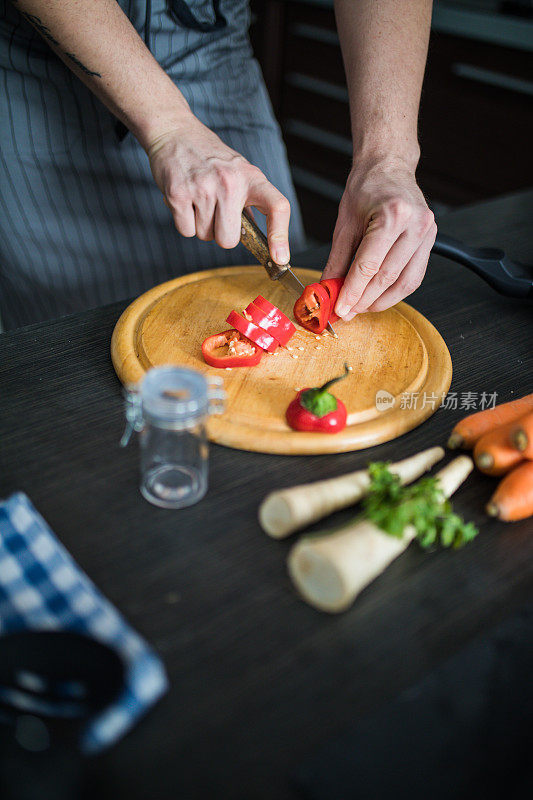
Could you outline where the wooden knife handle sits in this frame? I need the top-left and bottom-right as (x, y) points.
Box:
(240, 211), (287, 280)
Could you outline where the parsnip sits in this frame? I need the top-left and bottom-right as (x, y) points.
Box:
(287, 456), (473, 614)
(259, 446), (444, 538)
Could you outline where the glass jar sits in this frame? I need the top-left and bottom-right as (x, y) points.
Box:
(121, 366), (225, 509)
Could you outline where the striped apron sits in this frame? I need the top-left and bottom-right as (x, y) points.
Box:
(0, 1), (305, 329)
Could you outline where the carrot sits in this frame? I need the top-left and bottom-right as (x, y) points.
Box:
(473, 421), (524, 476)
(509, 411), (533, 459)
(448, 393), (533, 450)
(486, 461), (533, 521)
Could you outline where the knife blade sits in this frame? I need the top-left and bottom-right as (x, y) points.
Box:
(276, 266), (306, 295)
(240, 211), (338, 336)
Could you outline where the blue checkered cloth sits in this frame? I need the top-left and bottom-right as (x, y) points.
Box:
(0, 492), (168, 754)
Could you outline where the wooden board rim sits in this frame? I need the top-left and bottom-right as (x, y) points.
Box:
(111, 266), (452, 455)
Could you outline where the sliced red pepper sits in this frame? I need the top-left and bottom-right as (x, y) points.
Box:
(293, 283), (331, 334)
(226, 310), (279, 353)
(253, 295), (293, 326)
(286, 364), (350, 433)
(202, 329), (262, 368)
(243, 297), (296, 346)
(320, 277), (345, 324)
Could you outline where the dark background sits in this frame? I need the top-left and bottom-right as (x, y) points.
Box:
(1, 3), (532, 797)
(249, 0), (533, 240)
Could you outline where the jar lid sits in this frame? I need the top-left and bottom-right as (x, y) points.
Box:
(140, 366), (209, 423)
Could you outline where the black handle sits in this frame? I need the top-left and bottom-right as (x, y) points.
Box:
(432, 233), (533, 299)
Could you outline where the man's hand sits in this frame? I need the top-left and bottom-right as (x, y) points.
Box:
(322, 157), (436, 319)
(329, 0), (434, 319)
(14, 1), (292, 264)
(147, 116), (291, 263)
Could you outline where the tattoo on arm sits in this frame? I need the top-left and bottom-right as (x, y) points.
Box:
(11, 4), (102, 78)
(63, 51), (102, 78)
(19, 11), (60, 46)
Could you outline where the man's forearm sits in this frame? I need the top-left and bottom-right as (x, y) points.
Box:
(10, 0), (191, 148)
(9, 1), (294, 260)
(334, 0), (432, 169)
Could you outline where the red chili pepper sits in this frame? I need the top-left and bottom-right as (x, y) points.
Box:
(226, 310), (279, 353)
(202, 329), (263, 368)
(245, 296), (296, 346)
(293, 283), (331, 334)
(319, 277), (345, 323)
(286, 364), (350, 433)
(253, 295), (293, 327)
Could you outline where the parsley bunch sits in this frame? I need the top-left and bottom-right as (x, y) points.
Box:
(362, 463), (478, 550)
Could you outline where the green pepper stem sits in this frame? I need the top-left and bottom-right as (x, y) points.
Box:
(317, 363), (350, 393)
(300, 363), (351, 418)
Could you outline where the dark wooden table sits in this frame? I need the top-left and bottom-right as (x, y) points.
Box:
(1, 191), (532, 799)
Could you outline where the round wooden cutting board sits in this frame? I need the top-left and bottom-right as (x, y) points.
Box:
(111, 266), (452, 454)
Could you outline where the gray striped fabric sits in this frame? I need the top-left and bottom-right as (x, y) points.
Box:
(0, 1), (305, 329)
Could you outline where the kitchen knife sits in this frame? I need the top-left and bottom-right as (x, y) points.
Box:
(240, 211), (338, 336)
